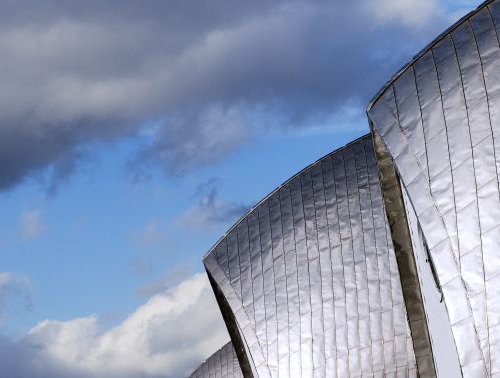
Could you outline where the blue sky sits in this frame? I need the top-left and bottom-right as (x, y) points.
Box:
(0, 0), (479, 377)
(0, 124), (364, 333)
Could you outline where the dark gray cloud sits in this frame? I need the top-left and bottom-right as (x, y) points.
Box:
(0, 334), (88, 378)
(0, 0), (452, 191)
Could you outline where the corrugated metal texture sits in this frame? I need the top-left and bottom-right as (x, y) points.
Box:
(189, 341), (243, 378)
(368, 1), (500, 376)
(204, 135), (417, 377)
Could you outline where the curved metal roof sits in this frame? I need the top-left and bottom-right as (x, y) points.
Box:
(368, 1), (500, 375)
(204, 135), (417, 377)
(189, 341), (243, 378)
(367, 0), (496, 112)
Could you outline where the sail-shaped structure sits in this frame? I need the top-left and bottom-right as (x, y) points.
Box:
(203, 135), (418, 377)
(190, 342), (243, 378)
(368, 0), (500, 376)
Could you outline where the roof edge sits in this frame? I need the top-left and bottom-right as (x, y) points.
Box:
(202, 132), (371, 260)
(366, 0), (495, 112)
(189, 341), (232, 376)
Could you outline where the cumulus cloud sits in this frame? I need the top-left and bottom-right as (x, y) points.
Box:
(0, 0), (454, 192)
(19, 209), (48, 240)
(0, 273), (228, 378)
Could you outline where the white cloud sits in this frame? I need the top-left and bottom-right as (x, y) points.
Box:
(365, 0), (441, 28)
(4, 273), (229, 377)
(19, 209), (47, 240)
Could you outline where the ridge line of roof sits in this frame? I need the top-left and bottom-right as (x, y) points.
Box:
(366, 0), (495, 112)
(202, 132), (371, 260)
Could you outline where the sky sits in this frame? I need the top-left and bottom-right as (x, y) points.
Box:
(0, 0), (480, 377)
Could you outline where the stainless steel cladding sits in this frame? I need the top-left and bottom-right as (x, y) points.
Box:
(368, 1), (500, 376)
(204, 136), (417, 377)
(190, 342), (243, 378)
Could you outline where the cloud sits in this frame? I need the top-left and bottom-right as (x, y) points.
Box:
(0, 273), (229, 377)
(176, 187), (249, 230)
(0, 272), (33, 320)
(137, 106), (250, 175)
(366, 0), (440, 28)
(0, 0), (455, 192)
(19, 209), (47, 240)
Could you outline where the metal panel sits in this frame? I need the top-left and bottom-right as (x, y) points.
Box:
(204, 135), (417, 377)
(368, 1), (500, 376)
(401, 181), (462, 378)
(190, 342), (244, 378)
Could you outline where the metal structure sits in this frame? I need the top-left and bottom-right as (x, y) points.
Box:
(190, 341), (243, 378)
(203, 136), (417, 377)
(368, 0), (500, 376)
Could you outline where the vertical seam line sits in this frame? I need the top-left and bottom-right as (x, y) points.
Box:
(468, 16), (496, 374)
(277, 188), (291, 377)
(310, 163), (328, 376)
(289, 180), (303, 377)
(265, 198), (280, 376)
(362, 139), (386, 374)
(332, 154), (351, 378)
(257, 207), (269, 362)
(320, 157), (338, 375)
(298, 172), (315, 376)
(450, 29), (490, 372)
(342, 148), (361, 377)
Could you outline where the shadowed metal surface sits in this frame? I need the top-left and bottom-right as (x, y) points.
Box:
(204, 135), (417, 377)
(372, 130), (436, 377)
(190, 341), (243, 378)
(368, 1), (500, 376)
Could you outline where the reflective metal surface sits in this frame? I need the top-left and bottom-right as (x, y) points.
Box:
(204, 136), (417, 377)
(401, 181), (462, 378)
(190, 342), (243, 378)
(372, 131), (436, 377)
(368, 1), (500, 376)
